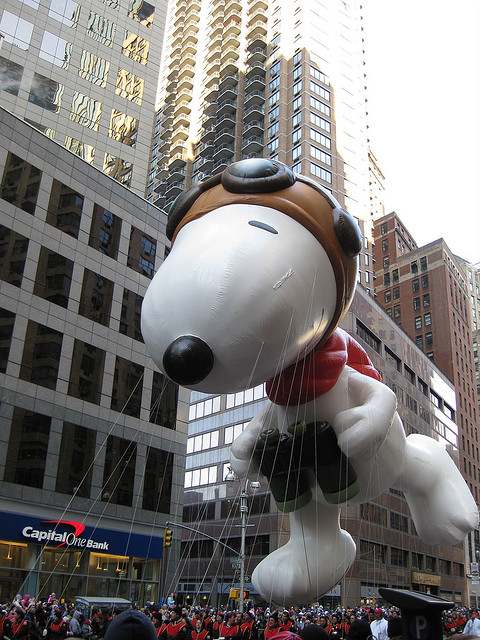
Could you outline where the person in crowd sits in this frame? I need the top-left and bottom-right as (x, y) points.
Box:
(191, 618), (210, 640)
(263, 613), (279, 640)
(463, 611), (480, 636)
(44, 610), (68, 640)
(369, 608), (388, 640)
(218, 613), (240, 640)
(69, 611), (83, 638)
(240, 612), (256, 640)
(162, 607), (190, 640)
(346, 620), (372, 640)
(104, 610), (157, 640)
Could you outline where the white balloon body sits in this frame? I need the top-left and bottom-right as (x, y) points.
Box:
(141, 202), (478, 605)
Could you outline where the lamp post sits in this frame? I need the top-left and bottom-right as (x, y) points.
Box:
(225, 468), (260, 612)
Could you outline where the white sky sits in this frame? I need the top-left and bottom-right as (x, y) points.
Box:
(364, 0), (480, 265)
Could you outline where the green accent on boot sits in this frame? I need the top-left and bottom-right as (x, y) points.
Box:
(275, 488), (312, 513)
(323, 479), (360, 504)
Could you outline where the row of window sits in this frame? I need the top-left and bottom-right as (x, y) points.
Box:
(180, 534), (269, 559)
(186, 430), (220, 454)
(360, 502), (411, 533)
(357, 319), (455, 418)
(359, 539), (463, 575)
(0, 153), (156, 274)
(0, 52), (145, 106)
(183, 493), (271, 523)
(225, 384), (266, 409)
(0, 307), (177, 424)
(1, 5), (152, 58)
(4, 410), (172, 510)
(184, 465), (217, 488)
(188, 396), (221, 421)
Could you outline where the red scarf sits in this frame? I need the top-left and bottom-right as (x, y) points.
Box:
(192, 630), (209, 640)
(241, 622), (253, 639)
(266, 328), (381, 405)
(166, 620), (186, 638)
(219, 623), (239, 637)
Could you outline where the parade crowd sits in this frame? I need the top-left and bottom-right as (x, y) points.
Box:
(0, 594), (479, 640)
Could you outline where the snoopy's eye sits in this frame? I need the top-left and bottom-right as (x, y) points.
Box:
(248, 220), (278, 234)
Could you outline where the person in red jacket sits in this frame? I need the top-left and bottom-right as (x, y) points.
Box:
(45, 610), (69, 640)
(191, 619), (210, 640)
(162, 608), (190, 640)
(218, 613), (240, 640)
(278, 613), (294, 633)
(263, 614), (279, 640)
(211, 614), (223, 639)
(6, 608), (30, 640)
(240, 613), (256, 640)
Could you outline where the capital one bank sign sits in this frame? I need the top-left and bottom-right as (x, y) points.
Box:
(0, 511), (163, 559)
(22, 520), (109, 550)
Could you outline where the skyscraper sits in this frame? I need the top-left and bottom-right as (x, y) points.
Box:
(148, 0), (376, 291)
(0, 0), (167, 194)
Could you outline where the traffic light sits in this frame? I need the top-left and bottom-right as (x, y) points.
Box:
(164, 528), (173, 547)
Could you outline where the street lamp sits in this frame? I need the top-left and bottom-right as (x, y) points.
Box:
(225, 467), (259, 613)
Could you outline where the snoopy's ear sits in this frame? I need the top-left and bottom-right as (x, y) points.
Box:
(332, 207), (362, 258)
(166, 174), (222, 240)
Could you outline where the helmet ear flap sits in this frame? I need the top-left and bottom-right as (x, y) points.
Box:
(166, 174), (221, 241)
(332, 207), (362, 258)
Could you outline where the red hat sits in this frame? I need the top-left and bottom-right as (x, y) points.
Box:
(375, 608), (383, 616)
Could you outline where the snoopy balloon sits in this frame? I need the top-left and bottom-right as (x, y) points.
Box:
(142, 159), (478, 605)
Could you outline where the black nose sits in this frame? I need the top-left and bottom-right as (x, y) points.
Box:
(163, 336), (214, 385)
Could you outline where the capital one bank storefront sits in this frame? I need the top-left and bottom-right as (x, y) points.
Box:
(0, 511), (163, 602)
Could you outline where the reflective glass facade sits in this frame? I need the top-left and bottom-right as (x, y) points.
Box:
(0, 0), (168, 195)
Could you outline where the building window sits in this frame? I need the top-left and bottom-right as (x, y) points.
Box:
(411, 261), (418, 274)
(310, 96), (330, 116)
(359, 539), (387, 563)
(415, 336), (423, 350)
(120, 288), (144, 342)
(412, 552), (424, 570)
(292, 162), (302, 174)
(412, 279), (420, 292)
(425, 556), (437, 572)
(356, 319), (381, 353)
(87, 11), (115, 46)
(187, 430), (220, 453)
(421, 274), (429, 289)
(423, 293), (430, 308)
(142, 447), (173, 512)
(20, 320), (63, 390)
(390, 511), (409, 532)
(122, 31), (149, 64)
(47, 180), (84, 238)
(453, 562), (464, 577)
(89, 204), (122, 259)
(115, 69), (144, 105)
(79, 50), (110, 87)
(310, 112), (330, 132)
(310, 65), (327, 83)
(310, 129), (330, 148)
(111, 356), (144, 418)
(64, 137), (95, 163)
(384, 273), (390, 286)
(0, 57), (23, 95)
(420, 256), (428, 271)
(0, 225), (28, 288)
(185, 465), (218, 488)
(1, 152), (42, 215)
(103, 154), (133, 186)
(102, 435), (137, 506)
(293, 51), (302, 66)
(49, 0), (79, 27)
(70, 92), (102, 131)
(424, 312), (432, 326)
(270, 60), (281, 76)
(268, 138), (279, 154)
(293, 80), (302, 95)
(269, 77), (280, 92)
(393, 305), (401, 320)
(150, 371), (178, 429)
(39, 32), (72, 68)
(310, 163), (331, 183)
(269, 106), (280, 121)
(4, 407), (51, 488)
(128, 0), (155, 27)
(34, 247), (74, 309)
(79, 269), (114, 327)
(68, 339), (105, 405)
(291, 145), (301, 161)
(415, 316), (422, 330)
(0, 307), (15, 373)
(391, 547), (408, 567)
(393, 287), (400, 300)
(28, 73), (64, 112)
(56, 422), (96, 497)
(0, 11), (34, 50)
(268, 122), (279, 139)
(127, 227), (157, 278)
(309, 80), (330, 100)
(108, 109), (138, 147)
(310, 146), (331, 165)
(384, 290), (392, 303)
(392, 268), (399, 283)
(425, 331), (433, 347)
(383, 256), (389, 269)
(292, 113), (302, 129)
(292, 129), (301, 145)
(380, 222), (388, 235)
(360, 503), (387, 526)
